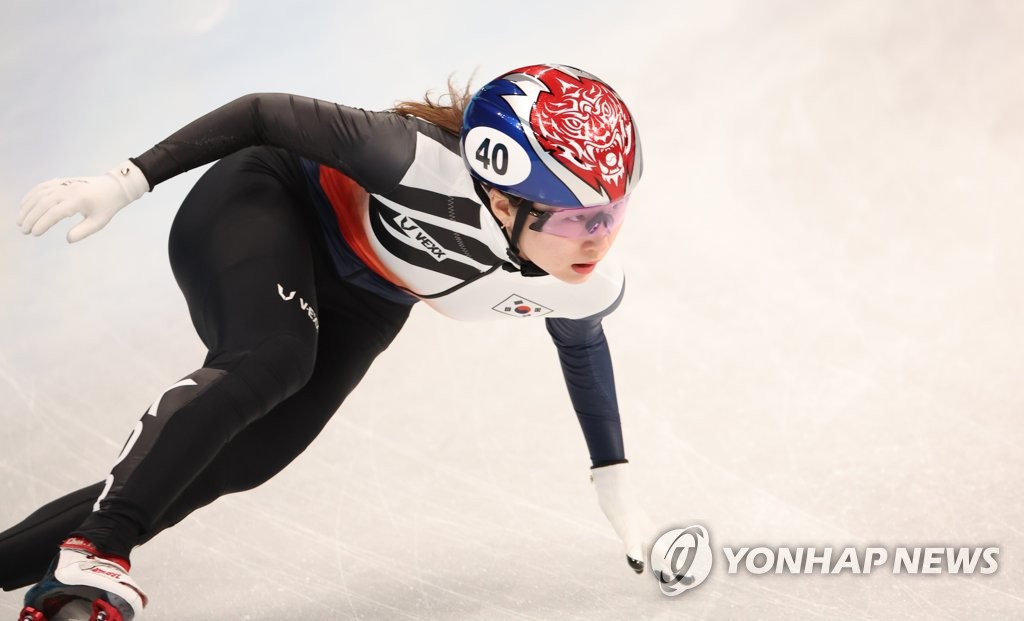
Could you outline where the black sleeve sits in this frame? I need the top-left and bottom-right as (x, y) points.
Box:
(131, 93), (417, 194)
(545, 285), (627, 467)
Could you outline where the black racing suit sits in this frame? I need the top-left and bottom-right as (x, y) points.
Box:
(0, 94), (628, 590)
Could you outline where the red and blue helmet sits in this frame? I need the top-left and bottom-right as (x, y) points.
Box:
(460, 64), (642, 209)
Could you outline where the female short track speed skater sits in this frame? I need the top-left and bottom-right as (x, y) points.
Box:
(3, 63), (679, 621)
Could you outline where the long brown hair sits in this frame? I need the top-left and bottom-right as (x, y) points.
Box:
(390, 76), (474, 136)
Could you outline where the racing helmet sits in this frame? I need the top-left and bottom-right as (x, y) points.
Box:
(460, 63), (642, 209)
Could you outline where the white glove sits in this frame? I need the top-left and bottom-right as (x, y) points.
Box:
(591, 462), (683, 583)
(591, 462), (656, 574)
(17, 160), (149, 243)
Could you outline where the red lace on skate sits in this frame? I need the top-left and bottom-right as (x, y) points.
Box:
(60, 537), (131, 572)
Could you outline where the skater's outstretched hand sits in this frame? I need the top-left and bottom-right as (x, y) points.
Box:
(591, 462), (682, 583)
(17, 160), (149, 243)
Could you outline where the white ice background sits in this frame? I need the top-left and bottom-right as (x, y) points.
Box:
(2, 1), (1023, 619)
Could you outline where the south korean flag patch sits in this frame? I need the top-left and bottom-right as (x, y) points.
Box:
(492, 294), (553, 318)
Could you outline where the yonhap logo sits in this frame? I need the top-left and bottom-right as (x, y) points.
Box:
(649, 525), (1000, 599)
(722, 545), (1000, 575)
(651, 525), (714, 596)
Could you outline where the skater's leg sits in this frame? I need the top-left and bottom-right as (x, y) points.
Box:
(0, 279), (410, 591)
(144, 277), (411, 535)
(72, 148), (323, 560)
(0, 483), (102, 591)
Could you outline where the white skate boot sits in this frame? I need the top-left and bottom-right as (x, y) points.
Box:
(19, 537), (147, 621)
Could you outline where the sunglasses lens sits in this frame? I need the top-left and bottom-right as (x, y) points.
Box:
(534, 197), (629, 238)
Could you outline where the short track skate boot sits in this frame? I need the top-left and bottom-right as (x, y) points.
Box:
(18, 537), (147, 621)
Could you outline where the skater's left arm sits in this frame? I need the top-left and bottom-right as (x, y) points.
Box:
(544, 311), (626, 469)
(546, 301), (680, 583)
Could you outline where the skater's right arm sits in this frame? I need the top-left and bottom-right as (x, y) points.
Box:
(131, 93), (417, 193)
(17, 93), (416, 242)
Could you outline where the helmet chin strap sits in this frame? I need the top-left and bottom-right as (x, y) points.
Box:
(505, 200), (549, 276)
(474, 181), (549, 277)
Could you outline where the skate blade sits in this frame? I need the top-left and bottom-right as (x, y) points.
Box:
(18, 598), (123, 621)
(18, 605), (47, 621)
(89, 600), (123, 621)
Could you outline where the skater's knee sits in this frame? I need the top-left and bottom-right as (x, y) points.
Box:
(210, 332), (317, 401)
(256, 331), (317, 393)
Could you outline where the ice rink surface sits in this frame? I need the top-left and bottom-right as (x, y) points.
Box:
(2, 1), (1023, 619)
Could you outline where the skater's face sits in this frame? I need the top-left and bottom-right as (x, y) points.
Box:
(487, 189), (622, 284)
